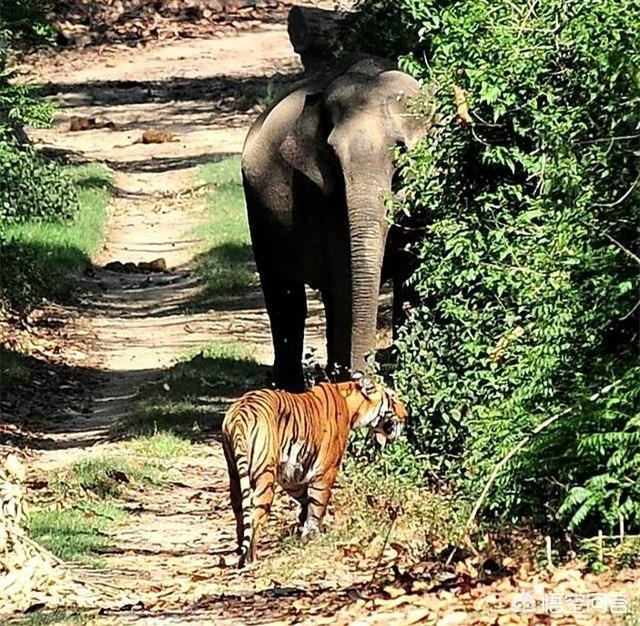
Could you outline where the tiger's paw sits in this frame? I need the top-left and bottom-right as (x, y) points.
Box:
(300, 519), (319, 543)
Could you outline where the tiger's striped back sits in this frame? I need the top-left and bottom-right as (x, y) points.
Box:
(222, 377), (406, 567)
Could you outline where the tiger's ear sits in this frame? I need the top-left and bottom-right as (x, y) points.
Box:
(353, 371), (376, 398)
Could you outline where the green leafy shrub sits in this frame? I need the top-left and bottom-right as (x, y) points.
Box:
(0, 163), (110, 308)
(1, 0), (53, 50)
(0, 136), (78, 226)
(350, 0), (640, 533)
(1, 2), (73, 236)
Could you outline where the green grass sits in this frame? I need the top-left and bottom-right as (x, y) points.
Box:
(28, 502), (124, 564)
(123, 341), (268, 440)
(53, 456), (164, 499)
(28, 455), (163, 564)
(0, 346), (32, 389)
(129, 431), (193, 458)
(194, 157), (257, 300)
(8, 610), (94, 626)
(1, 163), (111, 308)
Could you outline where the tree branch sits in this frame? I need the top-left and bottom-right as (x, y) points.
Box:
(606, 234), (640, 266)
(446, 381), (618, 566)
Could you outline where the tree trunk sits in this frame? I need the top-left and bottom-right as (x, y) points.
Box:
(287, 6), (350, 71)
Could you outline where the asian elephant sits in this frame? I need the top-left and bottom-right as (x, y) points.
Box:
(242, 58), (429, 391)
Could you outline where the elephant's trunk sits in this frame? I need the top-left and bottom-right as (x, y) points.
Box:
(346, 181), (389, 372)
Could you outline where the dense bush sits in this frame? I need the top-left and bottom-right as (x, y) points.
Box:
(1, 0), (53, 49)
(0, 3), (85, 312)
(1, 3), (77, 237)
(0, 136), (78, 226)
(350, 0), (640, 533)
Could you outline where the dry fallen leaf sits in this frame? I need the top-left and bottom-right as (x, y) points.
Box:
(437, 611), (469, 626)
(383, 585), (407, 599)
(453, 85), (473, 125)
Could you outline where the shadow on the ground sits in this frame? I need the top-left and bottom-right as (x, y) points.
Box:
(106, 152), (239, 174)
(37, 73), (302, 109)
(107, 582), (373, 626)
(0, 338), (270, 450)
(114, 342), (271, 444)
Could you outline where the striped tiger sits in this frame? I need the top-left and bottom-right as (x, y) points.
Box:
(221, 372), (407, 567)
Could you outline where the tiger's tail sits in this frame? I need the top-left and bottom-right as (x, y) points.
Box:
(223, 409), (255, 568)
(234, 441), (253, 568)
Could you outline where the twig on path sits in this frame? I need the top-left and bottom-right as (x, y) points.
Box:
(369, 507), (399, 587)
(445, 380), (618, 566)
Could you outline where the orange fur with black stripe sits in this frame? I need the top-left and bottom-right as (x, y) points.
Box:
(222, 375), (407, 567)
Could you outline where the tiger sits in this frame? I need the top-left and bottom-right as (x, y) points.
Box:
(221, 372), (407, 567)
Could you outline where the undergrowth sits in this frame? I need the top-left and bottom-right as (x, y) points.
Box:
(1, 163), (111, 309)
(28, 456), (162, 564)
(255, 457), (463, 585)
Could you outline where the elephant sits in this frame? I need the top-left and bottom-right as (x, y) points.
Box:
(241, 58), (429, 391)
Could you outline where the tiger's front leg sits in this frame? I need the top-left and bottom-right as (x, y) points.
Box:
(301, 469), (338, 542)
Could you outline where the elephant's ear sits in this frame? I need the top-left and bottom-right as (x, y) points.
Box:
(278, 93), (336, 196)
(381, 71), (431, 150)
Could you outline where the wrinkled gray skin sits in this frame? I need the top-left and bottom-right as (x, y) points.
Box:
(242, 58), (428, 391)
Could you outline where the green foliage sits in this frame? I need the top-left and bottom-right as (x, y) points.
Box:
(352, 0), (640, 533)
(0, 0), (53, 50)
(0, 137), (78, 225)
(1, 1), (74, 254)
(1, 163), (110, 308)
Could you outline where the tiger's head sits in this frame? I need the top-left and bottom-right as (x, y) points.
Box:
(348, 371), (407, 445)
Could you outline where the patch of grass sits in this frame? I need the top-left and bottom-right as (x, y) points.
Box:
(8, 609), (94, 626)
(28, 502), (124, 564)
(0, 346), (31, 388)
(194, 157), (257, 299)
(28, 456), (162, 564)
(124, 341), (268, 439)
(164, 341), (267, 396)
(54, 457), (164, 499)
(0, 163), (111, 308)
(129, 431), (193, 458)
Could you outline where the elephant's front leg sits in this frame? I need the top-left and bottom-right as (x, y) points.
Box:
(322, 286), (352, 381)
(262, 279), (307, 391)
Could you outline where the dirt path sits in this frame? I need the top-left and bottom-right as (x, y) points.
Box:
(20, 19), (332, 623)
